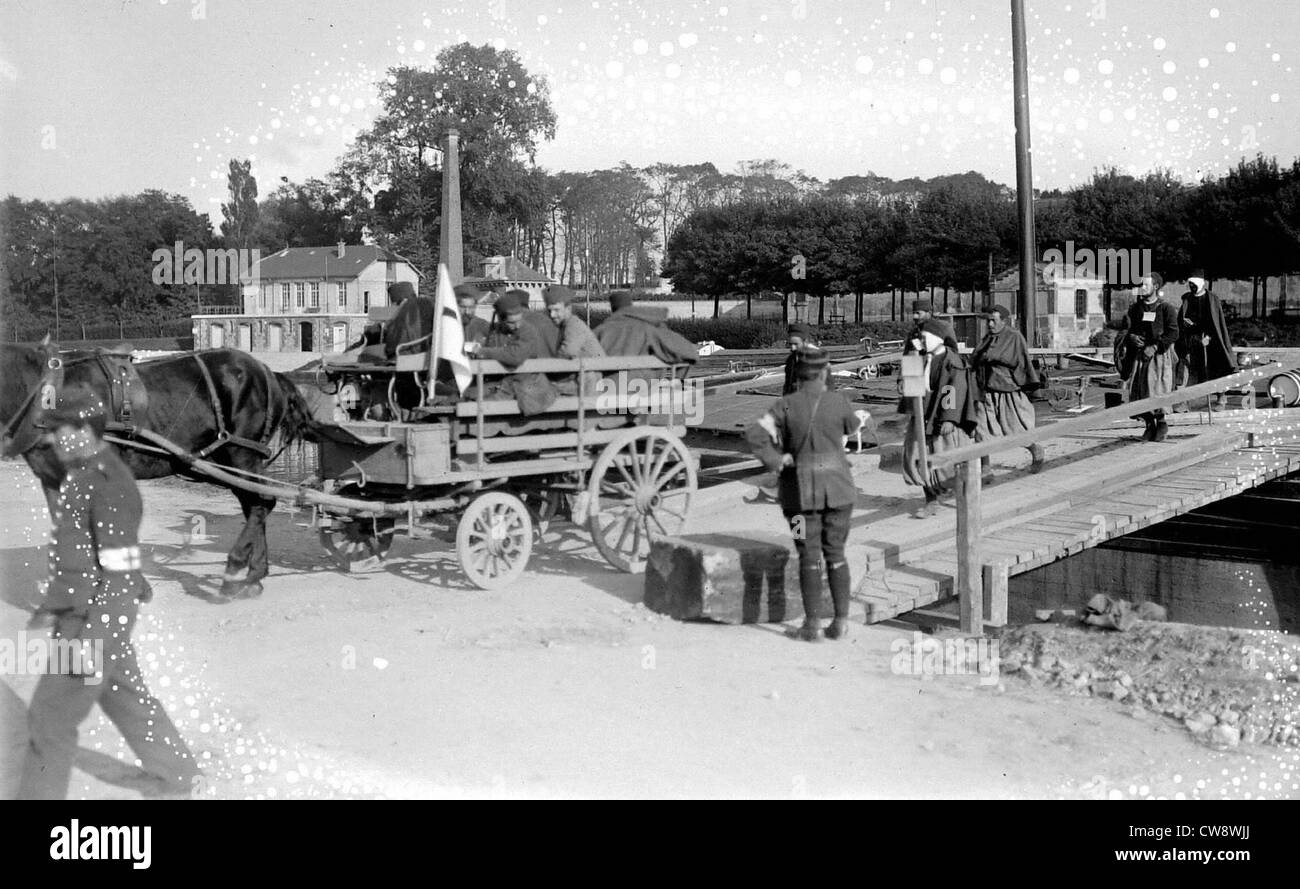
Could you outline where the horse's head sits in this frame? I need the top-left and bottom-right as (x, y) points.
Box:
(1, 342), (64, 458)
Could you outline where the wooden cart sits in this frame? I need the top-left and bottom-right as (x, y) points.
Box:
(311, 353), (699, 589)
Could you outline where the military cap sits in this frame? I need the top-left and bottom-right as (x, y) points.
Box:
(912, 299), (934, 313)
(494, 290), (529, 316)
(986, 304), (1012, 320)
(543, 285), (576, 306)
(608, 290), (635, 311)
(787, 322), (813, 339)
(795, 343), (829, 369)
(453, 283), (484, 303)
(387, 281), (417, 303)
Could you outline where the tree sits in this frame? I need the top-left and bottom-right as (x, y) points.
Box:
(220, 158), (259, 249)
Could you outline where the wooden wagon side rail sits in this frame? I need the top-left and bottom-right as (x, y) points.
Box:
(923, 362), (1281, 634)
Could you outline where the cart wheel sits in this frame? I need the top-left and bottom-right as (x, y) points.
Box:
(319, 518), (395, 571)
(586, 427), (696, 573)
(456, 492), (534, 590)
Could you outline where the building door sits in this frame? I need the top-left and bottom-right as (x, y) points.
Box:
(238, 324), (252, 351)
(332, 323), (349, 353)
(266, 324), (283, 352)
(209, 324), (225, 348)
(299, 321), (314, 352)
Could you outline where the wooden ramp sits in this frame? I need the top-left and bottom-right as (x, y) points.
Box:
(853, 427), (1300, 625)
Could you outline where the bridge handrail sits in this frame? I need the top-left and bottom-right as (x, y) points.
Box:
(937, 361), (1280, 637)
(929, 363), (1280, 470)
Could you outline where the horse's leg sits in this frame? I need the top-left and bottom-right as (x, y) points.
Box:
(240, 493), (275, 594)
(218, 490), (255, 598)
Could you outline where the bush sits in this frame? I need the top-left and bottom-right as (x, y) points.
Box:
(1228, 318), (1300, 346)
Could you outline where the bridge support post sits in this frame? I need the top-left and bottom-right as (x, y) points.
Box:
(982, 561), (1009, 628)
(956, 458), (984, 634)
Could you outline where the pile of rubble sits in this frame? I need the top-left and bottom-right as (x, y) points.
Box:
(999, 620), (1300, 749)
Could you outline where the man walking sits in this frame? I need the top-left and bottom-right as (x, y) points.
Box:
(1174, 270), (1235, 412)
(747, 345), (863, 642)
(900, 321), (981, 518)
(1116, 273), (1179, 441)
(20, 389), (199, 799)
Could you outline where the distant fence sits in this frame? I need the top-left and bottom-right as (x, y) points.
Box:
(3, 318), (195, 343)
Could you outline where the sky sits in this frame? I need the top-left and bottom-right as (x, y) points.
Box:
(1, 0), (1296, 224)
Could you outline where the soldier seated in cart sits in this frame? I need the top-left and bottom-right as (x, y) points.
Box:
(595, 290), (699, 379)
(543, 284), (605, 394)
(464, 289), (561, 415)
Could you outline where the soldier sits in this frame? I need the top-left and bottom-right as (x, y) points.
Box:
(19, 389), (200, 799)
(746, 345), (863, 642)
(782, 323), (817, 395)
(465, 289), (559, 414)
(595, 291), (699, 377)
(456, 283), (492, 345)
(544, 284), (605, 393)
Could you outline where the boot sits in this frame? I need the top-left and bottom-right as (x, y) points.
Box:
(1153, 419), (1169, 442)
(1141, 416), (1158, 441)
(789, 563), (824, 641)
(1210, 393), (1223, 412)
(824, 562), (852, 640)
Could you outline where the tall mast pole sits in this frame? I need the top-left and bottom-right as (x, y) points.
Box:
(1011, 0), (1038, 345)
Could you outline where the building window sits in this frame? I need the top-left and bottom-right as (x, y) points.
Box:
(280, 283), (291, 312)
(363, 291), (370, 313)
(1075, 288), (1088, 319)
(338, 282), (348, 309)
(309, 282), (320, 309)
(295, 282), (306, 308)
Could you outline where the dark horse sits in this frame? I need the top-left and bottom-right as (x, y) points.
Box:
(1, 342), (319, 599)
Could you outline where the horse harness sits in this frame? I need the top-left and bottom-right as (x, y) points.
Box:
(6, 348), (277, 461)
(1, 346), (64, 458)
(188, 352), (277, 460)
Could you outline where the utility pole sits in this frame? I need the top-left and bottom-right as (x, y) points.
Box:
(1011, 0), (1038, 345)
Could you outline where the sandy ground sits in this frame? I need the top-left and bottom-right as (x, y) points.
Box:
(2, 456), (1298, 800)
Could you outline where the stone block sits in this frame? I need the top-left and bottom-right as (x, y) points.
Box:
(644, 533), (831, 623)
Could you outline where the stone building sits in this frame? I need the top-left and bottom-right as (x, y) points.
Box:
(192, 244), (421, 353)
(990, 262), (1108, 349)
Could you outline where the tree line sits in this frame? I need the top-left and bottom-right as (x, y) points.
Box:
(3, 41), (1300, 341)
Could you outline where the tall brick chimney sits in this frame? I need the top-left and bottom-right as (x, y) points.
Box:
(439, 128), (464, 283)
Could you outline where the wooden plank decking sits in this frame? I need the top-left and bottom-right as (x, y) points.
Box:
(854, 430), (1300, 625)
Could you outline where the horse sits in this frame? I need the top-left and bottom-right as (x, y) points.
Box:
(1, 342), (321, 599)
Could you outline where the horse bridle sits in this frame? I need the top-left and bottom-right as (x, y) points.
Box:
(1, 347), (64, 458)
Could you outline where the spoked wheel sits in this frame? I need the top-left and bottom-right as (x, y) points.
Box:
(586, 427), (696, 573)
(456, 492), (534, 590)
(319, 516), (396, 571)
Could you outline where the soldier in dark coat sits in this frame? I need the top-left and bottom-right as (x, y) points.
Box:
(747, 345), (864, 642)
(1174, 271), (1236, 411)
(465, 289), (560, 415)
(780, 323), (836, 394)
(900, 321), (982, 518)
(594, 291), (699, 379)
(456, 283), (492, 344)
(19, 389), (199, 799)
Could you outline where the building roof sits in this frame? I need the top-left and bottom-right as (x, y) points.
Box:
(252, 245), (419, 280)
(478, 255), (554, 284)
(993, 262), (1105, 290)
